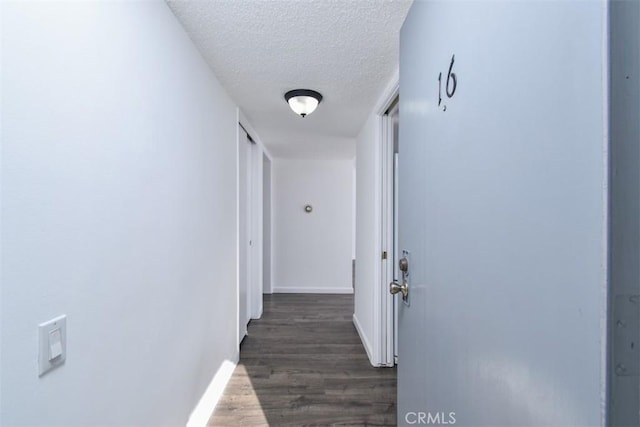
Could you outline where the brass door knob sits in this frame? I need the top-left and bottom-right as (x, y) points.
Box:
(389, 280), (408, 298)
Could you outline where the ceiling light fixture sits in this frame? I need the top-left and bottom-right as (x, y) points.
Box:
(284, 89), (323, 118)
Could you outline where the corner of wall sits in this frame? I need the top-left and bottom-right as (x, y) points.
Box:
(373, 66), (400, 116)
(353, 313), (378, 367)
(239, 108), (273, 161)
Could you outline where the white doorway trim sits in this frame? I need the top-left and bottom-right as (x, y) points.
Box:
(239, 111), (273, 302)
(237, 110), (272, 347)
(262, 154), (272, 295)
(237, 124), (252, 344)
(381, 99), (399, 368)
(373, 70), (399, 367)
(248, 135), (263, 320)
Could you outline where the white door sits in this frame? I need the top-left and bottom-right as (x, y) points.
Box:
(263, 155), (272, 295)
(250, 139), (264, 319)
(396, 1), (606, 426)
(238, 128), (252, 343)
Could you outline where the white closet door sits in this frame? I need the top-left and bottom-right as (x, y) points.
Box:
(238, 128), (252, 343)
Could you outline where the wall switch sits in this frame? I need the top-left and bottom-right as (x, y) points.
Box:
(48, 328), (62, 360)
(38, 315), (66, 376)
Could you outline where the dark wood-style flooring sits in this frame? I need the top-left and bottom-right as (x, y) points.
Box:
(208, 294), (397, 426)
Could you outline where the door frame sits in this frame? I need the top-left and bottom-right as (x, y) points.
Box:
(237, 123), (251, 344)
(237, 110), (273, 348)
(375, 72), (399, 367)
(262, 153), (273, 295)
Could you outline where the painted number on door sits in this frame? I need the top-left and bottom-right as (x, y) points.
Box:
(438, 55), (457, 111)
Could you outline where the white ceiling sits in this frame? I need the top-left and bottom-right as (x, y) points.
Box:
(167, 0), (412, 159)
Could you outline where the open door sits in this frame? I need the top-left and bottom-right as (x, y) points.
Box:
(395, 1), (607, 426)
(238, 124), (264, 345)
(382, 98), (400, 367)
(238, 126), (252, 343)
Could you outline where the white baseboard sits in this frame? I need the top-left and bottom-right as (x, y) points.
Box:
(353, 313), (377, 367)
(272, 286), (354, 294)
(186, 353), (239, 427)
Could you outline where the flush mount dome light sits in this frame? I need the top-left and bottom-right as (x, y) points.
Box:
(284, 89), (323, 117)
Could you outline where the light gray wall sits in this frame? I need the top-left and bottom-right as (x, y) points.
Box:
(609, 1), (640, 425)
(1, 2), (238, 425)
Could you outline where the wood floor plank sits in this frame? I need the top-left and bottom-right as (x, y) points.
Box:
(208, 294), (397, 426)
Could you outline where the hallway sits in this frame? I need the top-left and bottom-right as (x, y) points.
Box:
(209, 295), (396, 426)
(2, 1), (637, 425)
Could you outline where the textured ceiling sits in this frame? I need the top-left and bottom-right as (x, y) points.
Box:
(167, 0), (412, 159)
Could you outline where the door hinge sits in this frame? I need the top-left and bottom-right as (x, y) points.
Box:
(382, 251), (388, 260)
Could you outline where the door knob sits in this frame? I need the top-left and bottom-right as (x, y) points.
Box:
(389, 280), (408, 298)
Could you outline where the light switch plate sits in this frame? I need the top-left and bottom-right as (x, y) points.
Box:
(38, 315), (66, 376)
